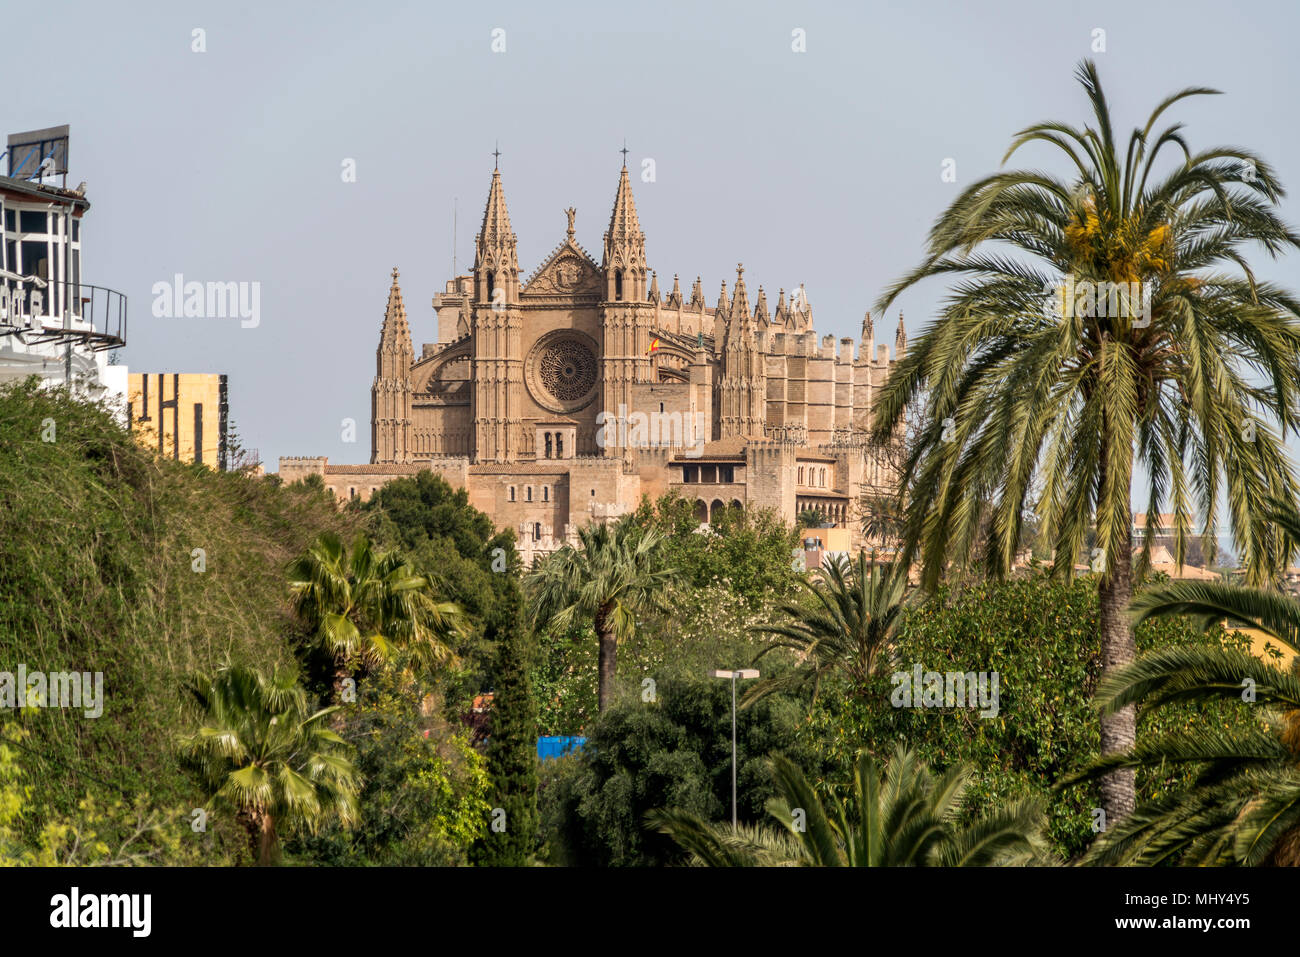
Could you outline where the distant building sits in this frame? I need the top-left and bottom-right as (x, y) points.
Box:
(280, 160), (904, 562)
(0, 125), (127, 405)
(127, 373), (229, 469)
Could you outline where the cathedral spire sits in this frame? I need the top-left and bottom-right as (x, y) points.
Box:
(862, 311), (873, 342)
(729, 264), (751, 332)
(373, 267), (414, 465)
(753, 285), (769, 327)
(649, 270), (660, 302)
(379, 266), (412, 352)
(478, 168), (513, 248)
(667, 273), (683, 308)
(474, 166), (520, 304)
(602, 163), (647, 300)
(689, 276), (705, 309)
(895, 313), (907, 355)
(773, 288), (789, 326)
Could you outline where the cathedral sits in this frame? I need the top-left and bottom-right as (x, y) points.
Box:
(279, 160), (905, 562)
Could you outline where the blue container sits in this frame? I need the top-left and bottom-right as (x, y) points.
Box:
(537, 735), (586, 760)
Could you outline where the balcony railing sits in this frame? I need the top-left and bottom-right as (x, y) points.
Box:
(0, 275), (126, 351)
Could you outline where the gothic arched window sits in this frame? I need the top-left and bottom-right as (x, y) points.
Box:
(545, 433), (553, 458)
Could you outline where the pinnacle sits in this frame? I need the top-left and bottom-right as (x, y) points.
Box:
(479, 168), (514, 246)
(607, 164), (643, 241)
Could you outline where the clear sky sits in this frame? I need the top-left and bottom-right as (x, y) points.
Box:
(10, 0), (1300, 502)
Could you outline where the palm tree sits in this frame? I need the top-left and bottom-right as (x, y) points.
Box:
(1063, 645), (1300, 865)
(1060, 522), (1300, 866)
(288, 532), (462, 706)
(525, 517), (679, 712)
(180, 664), (359, 866)
(744, 550), (906, 706)
(650, 744), (1048, 866)
(870, 59), (1300, 824)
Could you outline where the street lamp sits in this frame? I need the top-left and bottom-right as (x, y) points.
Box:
(709, 668), (760, 830)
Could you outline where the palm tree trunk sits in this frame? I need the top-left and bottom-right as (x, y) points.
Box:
(238, 807), (278, 866)
(256, 812), (278, 866)
(1098, 526), (1137, 825)
(596, 603), (616, 712)
(331, 658), (352, 730)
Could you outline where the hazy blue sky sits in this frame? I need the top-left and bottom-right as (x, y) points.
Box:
(10, 0), (1300, 489)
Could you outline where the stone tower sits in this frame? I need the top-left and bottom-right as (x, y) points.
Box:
(471, 166), (525, 463)
(718, 265), (766, 438)
(600, 162), (655, 450)
(371, 267), (413, 463)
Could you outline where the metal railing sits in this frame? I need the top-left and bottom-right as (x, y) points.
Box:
(0, 276), (126, 351)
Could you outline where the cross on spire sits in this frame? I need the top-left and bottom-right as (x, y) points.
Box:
(492, 142), (501, 169)
(620, 140), (629, 166)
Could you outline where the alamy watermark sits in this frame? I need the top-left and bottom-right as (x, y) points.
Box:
(151, 274), (260, 328)
(890, 663), (1000, 718)
(595, 403), (707, 457)
(1041, 275), (1151, 327)
(0, 665), (103, 718)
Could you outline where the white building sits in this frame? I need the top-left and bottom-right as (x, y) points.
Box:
(0, 125), (127, 410)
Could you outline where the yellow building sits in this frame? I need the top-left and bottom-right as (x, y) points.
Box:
(127, 373), (228, 469)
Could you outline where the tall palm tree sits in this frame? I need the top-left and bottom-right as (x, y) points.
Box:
(1063, 645), (1300, 865)
(1062, 519), (1300, 866)
(650, 744), (1048, 866)
(180, 664), (359, 866)
(288, 532), (462, 705)
(870, 59), (1300, 823)
(744, 550), (906, 706)
(525, 517), (679, 712)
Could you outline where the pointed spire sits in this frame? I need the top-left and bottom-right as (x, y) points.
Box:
(478, 168), (514, 248)
(380, 266), (412, 349)
(716, 279), (730, 316)
(649, 270), (660, 302)
(895, 313), (907, 354)
(729, 264), (751, 325)
(773, 288), (789, 325)
(862, 311), (874, 341)
(753, 285), (770, 326)
(689, 276), (705, 309)
(667, 274), (683, 308)
(606, 163), (643, 246)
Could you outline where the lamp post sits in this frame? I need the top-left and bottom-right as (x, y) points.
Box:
(709, 668), (759, 830)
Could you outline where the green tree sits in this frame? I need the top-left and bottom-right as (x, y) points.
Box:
(180, 665), (359, 866)
(871, 60), (1300, 823)
(746, 551), (907, 705)
(288, 667), (491, 866)
(474, 576), (540, 866)
(526, 517), (679, 712)
(288, 531), (462, 706)
(652, 745), (1049, 866)
(1061, 533), (1300, 865)
(1065, 644), (1296, 865)
(539, 676), (817, 866)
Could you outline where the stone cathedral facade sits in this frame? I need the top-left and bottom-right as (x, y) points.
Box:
(279, 162), (905, 563)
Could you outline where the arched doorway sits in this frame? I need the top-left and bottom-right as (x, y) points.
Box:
(694, 499), (709, 523)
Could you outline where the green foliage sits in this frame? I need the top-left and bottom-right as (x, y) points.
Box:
(288, 667), (491, 866)
(526, 516), (680, 711)
(872, 59), (1300, 585)
(287, 531), (462, 702)
(180, 664), (359, 865)
(361, 471), (518, 703)
(538, 675), (819, 866)
(745, 552), (907, 705)
(0, 726), (206, 866)
(0, 378), (360, 856)
(799, 574), (1258, 860)
(473, 576), (540, 866)
(632, 491), (801, 609)
(652, 744), (1050, 866)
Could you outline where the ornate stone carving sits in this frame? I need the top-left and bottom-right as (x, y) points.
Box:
(525, 329), (601, 413)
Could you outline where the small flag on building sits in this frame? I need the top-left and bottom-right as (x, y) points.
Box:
(647, 337), (661, 354)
